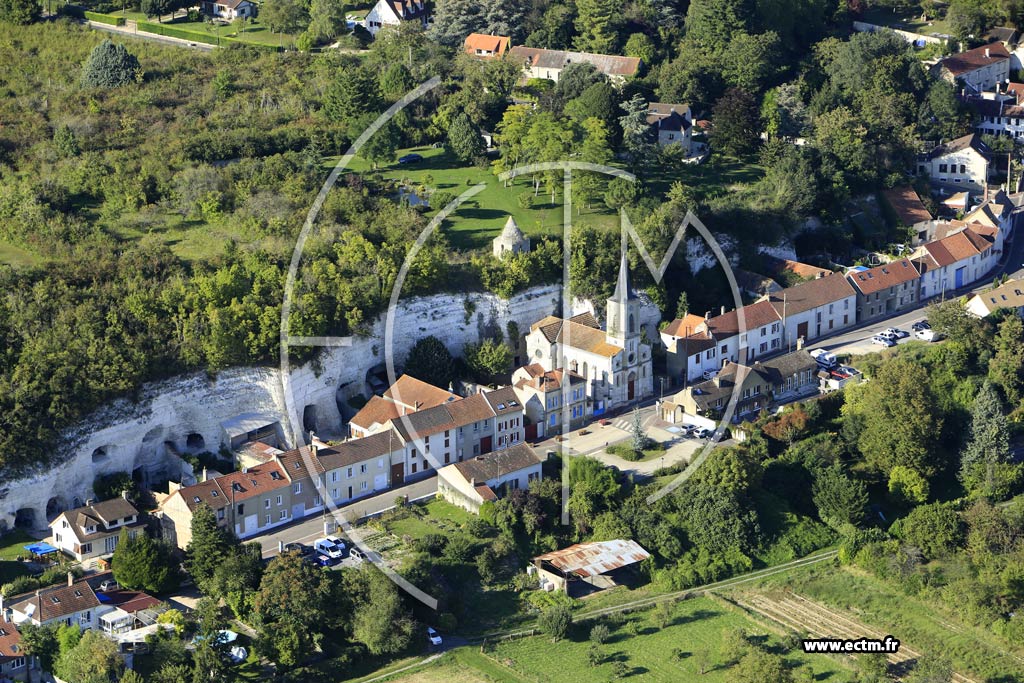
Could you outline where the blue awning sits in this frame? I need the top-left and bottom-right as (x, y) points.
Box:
(23, 542), (58, 555)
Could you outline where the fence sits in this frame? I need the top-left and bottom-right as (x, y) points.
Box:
(61, 5), (126, 25)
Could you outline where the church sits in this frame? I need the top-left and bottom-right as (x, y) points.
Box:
(521, 252), (654, 419)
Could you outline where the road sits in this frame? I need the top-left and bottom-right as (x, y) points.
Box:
(256, 476), (437, 559)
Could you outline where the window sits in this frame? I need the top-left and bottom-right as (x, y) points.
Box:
(237, 504), (245, 515)
(939, 163), (948, 173)
(314, 495), (322, 506)
(960, 164), (966, 174)
(331, 471), (338, 482)
(276, 495), (282, 505)
(293, 482), (301, 494)
(279, 510), (287, 520)
(346, 467), (353, 478)
(265, 514), (271, 525)
(360, 481), (369, 491)
(81, 543), (92, 554)
(217, 509), (225, 520)
(412, 462), (418, 473)
(265, 499), (271, 509)
(360, 463), (367, 474)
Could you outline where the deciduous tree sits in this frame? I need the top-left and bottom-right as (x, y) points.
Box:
(252, 552), (333, 667)
(712, 87), (761, 156)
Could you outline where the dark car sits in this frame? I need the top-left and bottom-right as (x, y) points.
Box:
(284, 542), (312, 557)
(313, 553), (337, 567)
(398, 153), (423, 164)
(912, 319), (930, 332)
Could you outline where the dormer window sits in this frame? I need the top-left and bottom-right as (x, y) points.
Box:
(50, 597), (60, 604)
(211, 491), (219, 497)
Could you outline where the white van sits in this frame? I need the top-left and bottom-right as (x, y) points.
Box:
(810, 349), (837, 369)
(314, 537), (346, 559)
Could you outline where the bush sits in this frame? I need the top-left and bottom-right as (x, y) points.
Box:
(415, 534), (448, 556)
(466, 518), (496, 538)
(590, 623), (610, 644)
(538, 603), (572, 641)
(1, 575), (39, 598)
(607, 443), (642, 461)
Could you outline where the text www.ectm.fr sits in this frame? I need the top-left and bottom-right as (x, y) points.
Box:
(802, 637), (900, 654)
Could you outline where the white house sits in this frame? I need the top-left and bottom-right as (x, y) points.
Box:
(436, 443), (543, 513)
(5, 576), (106, 630)
(199, 0), (256, 20)
(363, 0), (429, 36)
(507, 46), (640, 83)
(966, 278), (1024, 317)
(934, 42), (1011, 93)
(646, 103), (692, 152)
(49, 495), (145, 562)
(912, 223), (998, 297)
(523, 253), (653, 416)
(758, 273), (858, 346)
(918, 133), (991, 193)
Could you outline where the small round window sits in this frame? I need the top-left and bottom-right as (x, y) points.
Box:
(628, 352), (636, 363)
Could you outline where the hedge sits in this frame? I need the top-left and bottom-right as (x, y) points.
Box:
(61, 5), (126, 25)
(135, 20), (282, 52)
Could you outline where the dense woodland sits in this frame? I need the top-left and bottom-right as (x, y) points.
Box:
(0, 0), (993, 477)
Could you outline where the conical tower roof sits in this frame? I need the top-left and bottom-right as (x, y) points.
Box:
(500, 216), (525, 240)
(612, 250), (638, 301)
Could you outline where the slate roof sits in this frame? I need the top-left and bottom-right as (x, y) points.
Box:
(846, 258), (920, 295)
(451, 442), (543, 483)
(646, 103), (691, 132)
(56, 497), (140, 542)
(482, 386), (521, 416)
(276, 444), (326, 477)
(928, 132), (990, 159)
(752, 350), (818, 386)
(0, 619), (22, 662)
(684, 363), (763, 410)
(444, 393), (495, 425)
(390, 403), (456, 441)
(940, 42), (1010, 76)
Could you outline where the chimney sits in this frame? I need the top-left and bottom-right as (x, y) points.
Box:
(704, 311), (710, 321)
(201, 467), (208, 482)
(986, 47), (991, 58)
(720, 306), (726, 316)
(470, 478), (476, 487)
(85, 499), (95, 506)
(309, 431), (318, 457)
(67, 571), (74, 587)
(121, 489), (130, 501)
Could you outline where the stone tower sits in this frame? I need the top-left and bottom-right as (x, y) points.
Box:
(605, 250), (641, 354)
(492, 216), (531, 259)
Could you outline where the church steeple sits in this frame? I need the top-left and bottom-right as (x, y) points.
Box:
(606, 249), (640, 349)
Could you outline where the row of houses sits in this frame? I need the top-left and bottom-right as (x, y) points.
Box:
(0, 572), (171, 681)
(661, 207), (1008, 385)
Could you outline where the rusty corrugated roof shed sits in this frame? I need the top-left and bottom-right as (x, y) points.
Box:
(534, 539), (650, 577)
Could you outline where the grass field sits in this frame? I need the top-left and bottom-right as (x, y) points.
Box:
(0, 241), (45, 268)
(384, 498), (474, 540)
(860, 7), (955, 37)
(390, 596), (857, 682)
(755, 563), (1024, 680)
(0, 530), (36, 585)
(339, 146), (620, 250)
(162, 17), (293, 47)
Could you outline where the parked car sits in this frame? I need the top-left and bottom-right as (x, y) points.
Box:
(871, 336), (895, 347)
(349, 546), (366, 562)
(398, 153), (423, 164)
(427, 627), (442, 647)
(883, 327), (908, 339)
(810, 348), (838, 369)
(98, 580), (118, 593)
(679, 424), (697, 437)
(915, 328), (940, 342)
(313, 553), (337, 567)
(284, 542), (312, 556)
(702, 369), (718, 381)
(692, 427), (713, 439)
(877, 330), (898, 341)
(314, 537), (346, 559)
(912, 319), (930, 332)
(228, 646), (248, 664)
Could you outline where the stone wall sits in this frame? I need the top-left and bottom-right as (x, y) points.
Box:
(1, 284), (661, 532)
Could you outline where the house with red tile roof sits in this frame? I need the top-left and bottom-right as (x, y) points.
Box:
(508, 46), (640, 83)
(846, 258), (921, 323)
(350, 374), (457, 439)
(912, 223), (998, 297)
(437, 443), (544, 513)
(759, 273), (858, 346)
(464, 33), (510, 59)
(49, 494), (146, 561)
(881, 186), (932, 229)
(0, 614), (30, 682)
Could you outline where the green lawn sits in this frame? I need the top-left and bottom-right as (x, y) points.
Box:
(860, 7), (955, 37)
(0, 530), (36, 585)
(151, 16), (295, 47)
(645, 153), (765, 202)
(430, 596), (857, 683)
(756, 564), (1024, 680)
(0, 241), (45, 268)
(385, 497), (475, 540)
(339, 146), (620, 250)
